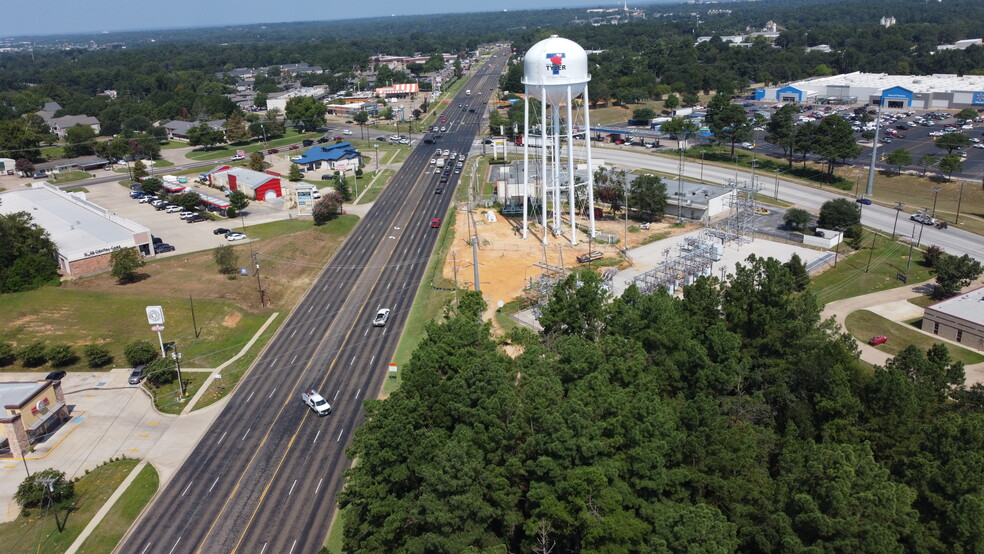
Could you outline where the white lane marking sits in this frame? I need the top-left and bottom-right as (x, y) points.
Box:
(315, 478), (323, 494)
(355, 388), (362, 399)
(333, 390), (340, 401)
(322, 284), (328, 292)
(290, 355), (297, 365)
(288, 539), (298, 554)
(325, 303), (331, 311)
(313, 430), (321, 444)
(208, 477), (219, 493)
(217, 431), (227, 445)
(242, 428), (251, 441)
(338, 283), (344, 289)
(370, 355), (375, 365)
(246, 391), (255, 403)
(307, 304), (314, 313)
(168, 538), (181, 554)
(362, 248), (366, 254)
(364, 328), (369, 337)
(268, 387), (277, 399)
(350, 355), (356, 366)
(309, 327), (315, 335)
(181, 481), (193, 497)
(260, 543), (268, 554)
(290, 329), (297, 339)
(336, 430), (344, 442)
(288, 480), (297, 496)
(140, 543), (152, 554)
(387, 282), (392, 290)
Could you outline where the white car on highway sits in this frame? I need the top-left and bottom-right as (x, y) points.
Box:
(342, 129), (353, 135)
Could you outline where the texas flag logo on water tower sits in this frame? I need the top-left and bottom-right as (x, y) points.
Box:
(546, 53), (566, 75)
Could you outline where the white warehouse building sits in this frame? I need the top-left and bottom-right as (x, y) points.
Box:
(755, 72), (984, 110)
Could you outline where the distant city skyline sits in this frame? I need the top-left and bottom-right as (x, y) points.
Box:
(2, 0), (644, 38)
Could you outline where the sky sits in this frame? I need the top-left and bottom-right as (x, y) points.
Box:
(2, 0), (626, 38)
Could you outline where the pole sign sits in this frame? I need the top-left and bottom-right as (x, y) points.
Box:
(146, 306), (165, 325)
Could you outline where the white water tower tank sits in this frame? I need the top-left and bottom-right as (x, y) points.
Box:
(522, 35), (590, 105)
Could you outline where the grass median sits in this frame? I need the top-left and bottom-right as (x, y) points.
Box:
(76, 462), (159, 553)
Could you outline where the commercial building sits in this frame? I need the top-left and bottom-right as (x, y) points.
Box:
(265, 87), (327, 113)
(922, 287), (984, 351)
(292, 142), (362, 173)
(0, 183), (152, 276)
(206, 167), (284, 202)
(755, 72), (984, 110)
(0, 379), (69, 459)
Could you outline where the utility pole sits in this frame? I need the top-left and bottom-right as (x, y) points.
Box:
(451, 251), (459, 306)
(891, 201), (904, 240)
(865, 229), (878, 273)
(955, 181), (965, 225)
(865, 99), (882, 196)
(253, 252), (263, 307)
(172, 346), (185, 398)
(930, 186), (942, 217)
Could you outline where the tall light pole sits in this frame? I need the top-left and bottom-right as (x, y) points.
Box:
(172, 348), (185, 398)
(956, 181), (965, 224)
(865, 98), (883, 196)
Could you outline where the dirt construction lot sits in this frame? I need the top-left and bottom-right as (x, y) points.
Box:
(442, 206), (689, 322)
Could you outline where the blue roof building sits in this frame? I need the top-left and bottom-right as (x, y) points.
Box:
(293, 142), (362, 172)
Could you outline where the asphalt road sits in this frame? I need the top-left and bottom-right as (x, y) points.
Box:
(120, 52), (509, 554)
(591, 146), (984, 262)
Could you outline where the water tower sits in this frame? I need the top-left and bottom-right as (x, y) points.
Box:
(521, 35), (597, 244)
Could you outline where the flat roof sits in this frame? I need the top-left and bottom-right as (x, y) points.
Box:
(926, 286), (984, 324)
(0, 382), (47, 409)
(0, 183), (149, 262)
(787, 71), (984, 95)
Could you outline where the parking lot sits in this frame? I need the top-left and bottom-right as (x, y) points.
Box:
(84, 180), (292, 258)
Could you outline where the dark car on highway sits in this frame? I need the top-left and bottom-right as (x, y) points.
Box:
(856, 197), (872, 205)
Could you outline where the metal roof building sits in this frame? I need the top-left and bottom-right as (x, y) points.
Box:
(0, 182), (152, 276)
(922, 286), (984, 351)
(755, 72), (984, 110)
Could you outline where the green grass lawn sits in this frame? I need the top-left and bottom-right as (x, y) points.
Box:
(76, 462), (159, 553)
(150, 372), (207, 414)
(184, 129), (322, 161)
(153, 159), (174, 168)
(50, 171), (92, 183)
(0, 458), (139, 554)
(844, 309), (984, 365)
(355, 169), (395, 204)
(809, 234), (933, 305)
(40, 145), (65, 160)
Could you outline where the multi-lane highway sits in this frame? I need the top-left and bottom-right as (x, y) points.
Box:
(121, 52), (509, 554)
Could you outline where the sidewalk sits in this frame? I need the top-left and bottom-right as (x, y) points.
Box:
(822, 279), (984, 383)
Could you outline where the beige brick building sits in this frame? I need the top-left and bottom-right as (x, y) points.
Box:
(1, 380), (70, 459)
(922, 287), (984, 351)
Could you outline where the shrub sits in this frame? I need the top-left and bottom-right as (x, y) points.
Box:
(18, 341), (48, 367)
(0, 342), (16, 366)
(923, 245), (945, 268)
(15, 468), (75, 509)
(46, 343), (79, 368)
(83, 344), (113, 368)
(123, 340), (158, 367)
(144, 357), (177, 387)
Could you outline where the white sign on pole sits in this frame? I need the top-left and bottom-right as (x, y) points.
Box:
(146, 306), (165, 325)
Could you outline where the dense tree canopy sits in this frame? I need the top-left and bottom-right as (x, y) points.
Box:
(0, 211), (60, 293)
(341, 255), (984, 552)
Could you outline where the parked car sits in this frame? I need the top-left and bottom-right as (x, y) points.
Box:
(130, 191), (145, 199)
(868, 336), (888, 346)
(267, 148), (279, 154)
(226, 232), (247, 241)
(45, 370), (67, 381)
(128, 365), (147, 385)
(165, 205), (182, 213)
(302, 139), (314, 146)
(372, 308), (391, 327)
(186, 214), (206, 223)
(154, 243), (176, 254)
(178, 211), (196, 219)
(213, 228), (231, 235)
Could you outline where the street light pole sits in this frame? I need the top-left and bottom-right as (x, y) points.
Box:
(172, 348), (185, 398)
(956, 181), (965, 224)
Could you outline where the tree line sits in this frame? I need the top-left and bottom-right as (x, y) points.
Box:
(340, 258), (984, 552)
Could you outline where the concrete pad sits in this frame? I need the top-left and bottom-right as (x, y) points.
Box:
(867, 299), (924, 322)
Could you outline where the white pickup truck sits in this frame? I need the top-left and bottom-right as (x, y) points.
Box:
(300, 390), (332, 416)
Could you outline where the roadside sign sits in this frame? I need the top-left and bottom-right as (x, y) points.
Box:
(151, 325), (164, 332)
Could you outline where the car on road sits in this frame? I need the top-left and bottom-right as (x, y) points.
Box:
(231, 155), (245, 161)
(267, 148), (279, 154)
(302, 139), (314, 146)
(372, 308), (391, 327)
(154, 243), (176, 254)
(300, 390), (332, 416)
(317, 137), (330, 144)
(165, 205), (182, 213)
(856, 197), (872, 205)
(128, 365), (147, 385)
(910, 213), (935, 225)
(226, 232), (247, 241)
(45, 370), (67, 381)
(187, 214), (206, 223)
(213, 227), (231, 235)
(321, 174), (332, 180)
(178, 211), (196, 219)
(342, 129), (353, 135)
(289, 145), (299, 150)
(431, 218), (441, 228)
(740, 142), (754, 149)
